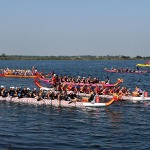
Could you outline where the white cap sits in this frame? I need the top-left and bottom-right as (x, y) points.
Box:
(69, 91), (73, 94)
(1, 85), (4, 88)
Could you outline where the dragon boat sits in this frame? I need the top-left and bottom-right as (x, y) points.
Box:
(136, 60), (150, 67)
(104, 68), (148, 74)
(34, 80), (150, 103)
(136, 64), (150, 67)
(0, 96), (116, 108)
(0, 67), (39, 78)
(36, 75), (123, 87)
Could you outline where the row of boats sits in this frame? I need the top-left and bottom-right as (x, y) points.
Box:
(0, 78), (149, 108)
(0, 64), (150, 108)
(1, 60), (150, 78)
(0, 74), (123, 107)
(104, 60), (150, 74)
(34, 78), (150, 102)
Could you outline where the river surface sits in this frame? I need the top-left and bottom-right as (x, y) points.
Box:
(0, 60), (150, 149)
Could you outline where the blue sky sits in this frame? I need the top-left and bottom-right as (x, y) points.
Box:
(0, 0), (150, 57)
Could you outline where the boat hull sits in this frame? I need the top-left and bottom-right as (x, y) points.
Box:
(136, 64), (150, 67)
(0, 96), (114, 108)
(99, 95), (150, 101)
(0, 74), (37, 78)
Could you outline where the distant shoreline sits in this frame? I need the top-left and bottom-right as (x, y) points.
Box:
(0, 54), (149, 60)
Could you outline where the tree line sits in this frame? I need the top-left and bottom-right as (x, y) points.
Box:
(0, 53), (149, 60)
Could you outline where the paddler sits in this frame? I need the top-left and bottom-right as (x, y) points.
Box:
(92, 92), (100, 103)
(68, 91), (79, 104)
(8, 87), (17, 97)
(105, 76), (110, 84)
(88, 91), (95, 102)
(1, 87), (8, 97)
(22, 87), (30, 97)
(132, 86), (143, 97)
(0, 85), (5, 96)
(30, 88), (38, 98)
(52, 74), (57, 87)
(16, 86), (23, 98)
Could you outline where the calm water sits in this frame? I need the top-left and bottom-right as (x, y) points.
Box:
(0, 60), (150, 149)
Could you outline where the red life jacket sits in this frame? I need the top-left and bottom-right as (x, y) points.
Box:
(95, 95), (100, 103)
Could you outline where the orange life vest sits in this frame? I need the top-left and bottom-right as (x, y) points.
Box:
(95, 95), (100, 103)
